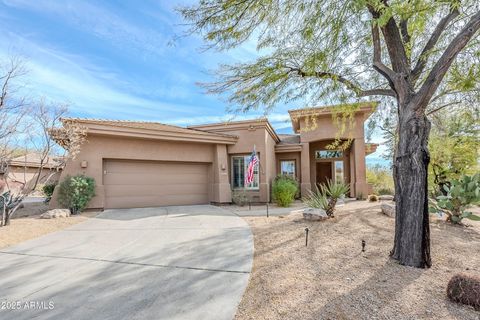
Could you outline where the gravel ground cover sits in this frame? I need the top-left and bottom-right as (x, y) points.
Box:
(236, 201), (480, 320)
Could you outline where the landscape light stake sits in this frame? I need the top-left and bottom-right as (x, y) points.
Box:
(305, 227), (309, 247)
(362, 240), (366, 252)
(249, 201), (251, 211)
(266, 203), (269, 218)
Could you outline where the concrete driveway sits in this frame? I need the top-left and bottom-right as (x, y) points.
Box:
(0, 205), (253, 320)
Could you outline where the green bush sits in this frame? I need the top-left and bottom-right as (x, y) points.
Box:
(368, 194), (378, 202)
(42, 183), (57, 204)
(377, 188), (394, 195)
(272, 175), (298, 207)
(57, 175), (96, 214)
(429, 173), (480, 224)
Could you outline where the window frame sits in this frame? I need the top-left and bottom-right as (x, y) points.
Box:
(314, 150), (343, 159)
(280, 159), (296, 177)
(231, 155), (260, 190)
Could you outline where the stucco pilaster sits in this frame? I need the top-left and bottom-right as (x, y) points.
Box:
(353, 138), (368, 198)
(212, 144), (231, 203)
(300, 142), (311, 196)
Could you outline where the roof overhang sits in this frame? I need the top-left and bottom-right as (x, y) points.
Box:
(56, 119), (239, 145)
(288, 102), (379, 133)
(275, 144), (302, 153)
(189, 118), (281, 143)
(365, 143), (379, 156)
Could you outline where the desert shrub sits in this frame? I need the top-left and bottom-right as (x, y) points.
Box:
(303, 180), (349, 217)
(429, 173), (480, 224)
(272, 175), (298, 207)
(447, 274), (480, 310)
(57, 175), (96, 214)
(368, 194), (378, 202)
(377, 188), (394, 195)
(232, 190), (249, 206)
(42, 183), (57, 204)
(366, 164), (394, 194)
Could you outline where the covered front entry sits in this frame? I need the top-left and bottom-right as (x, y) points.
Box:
(104, 159), (210, 209)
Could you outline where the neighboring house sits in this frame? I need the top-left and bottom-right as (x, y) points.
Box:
(3, 153), (63, 193)
(50, 102), (378, 210)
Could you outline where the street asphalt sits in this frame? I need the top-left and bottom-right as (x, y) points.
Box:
(0, 205), (253, 320)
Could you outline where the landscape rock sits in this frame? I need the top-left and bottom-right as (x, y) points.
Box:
(40, 209), (71, 219)
(379, 195), (394, 201)
(303, 208), (328, 221)
(381, 202), (395, 217)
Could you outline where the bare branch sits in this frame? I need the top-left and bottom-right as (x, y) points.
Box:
(371, 24), (397, 89)
(416, 10), (480, 110)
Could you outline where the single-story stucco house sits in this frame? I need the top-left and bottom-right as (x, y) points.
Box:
(50, 102), (378, 210)
(0, 153), (63, 194)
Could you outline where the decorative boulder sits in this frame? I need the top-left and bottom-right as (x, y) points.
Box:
(40, 209), (71, 219)
(303, 208), (328, 221)
(381, 203), (395, 217)
(379, 195), (394, 201)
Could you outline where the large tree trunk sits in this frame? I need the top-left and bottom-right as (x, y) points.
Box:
(390, 105), (432, 268)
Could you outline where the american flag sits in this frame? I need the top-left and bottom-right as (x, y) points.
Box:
(245, 146), (259, 186)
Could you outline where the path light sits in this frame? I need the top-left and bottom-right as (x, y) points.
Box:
(266, 203), (269, 218)
(305, 227), (309, 246)
(362, 240), (366, 252)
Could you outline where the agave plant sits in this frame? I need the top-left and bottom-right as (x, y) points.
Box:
(303, 180), (350, 217)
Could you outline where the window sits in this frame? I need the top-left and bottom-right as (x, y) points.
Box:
(232, 155), (259, 190)
(315, 150), (343, 159)
(280, 160), (295, 177)
(334, 161), (344, 182)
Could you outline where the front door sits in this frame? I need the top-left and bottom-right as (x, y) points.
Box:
(316, 162), (332, 187)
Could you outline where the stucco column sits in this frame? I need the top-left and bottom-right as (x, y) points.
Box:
(212, 144), (232, 203)
(300, 142), (311, 196)
(353, 138), (368, 198)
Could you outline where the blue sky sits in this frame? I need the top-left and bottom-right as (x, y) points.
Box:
(0, 0), (389, 165)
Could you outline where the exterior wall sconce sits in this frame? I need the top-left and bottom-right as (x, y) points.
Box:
(80, 160), (88, 168)
(221, 163), (226, 170)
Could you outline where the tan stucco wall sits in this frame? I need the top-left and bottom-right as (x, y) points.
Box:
(219, 127), (274, 203)
(6, 167), (61, 193)
(297, 112), (369, 197)
(50, 134), (233, 209)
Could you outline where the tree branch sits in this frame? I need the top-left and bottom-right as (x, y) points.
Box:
(371, 24), (397, 89)
(288, 67), (396, 97)
(411, 7), (460, 84)
(416, 10), (480, 110)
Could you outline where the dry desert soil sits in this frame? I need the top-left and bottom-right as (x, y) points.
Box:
(236, 201), (480, 320)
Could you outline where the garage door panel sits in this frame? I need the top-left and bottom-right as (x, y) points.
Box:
(105, 183), (208, 197)
(104, 160), (210, 209)
(106, 194), (209, 209)
(104, 172), (208, 185)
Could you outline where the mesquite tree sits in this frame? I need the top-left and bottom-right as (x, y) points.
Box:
(180, 1), (480, 268)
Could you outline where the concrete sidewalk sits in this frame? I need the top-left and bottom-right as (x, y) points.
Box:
(0, 205), (253, 320)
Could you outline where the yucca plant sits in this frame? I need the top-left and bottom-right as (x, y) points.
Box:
(303, 185), (329, 211)
(303, 180), (350, 217)
(319, 179), (350, 217)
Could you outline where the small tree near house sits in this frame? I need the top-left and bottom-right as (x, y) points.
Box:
(180, 0), (480, 268)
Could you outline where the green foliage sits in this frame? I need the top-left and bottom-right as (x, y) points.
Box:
(429, 173), (480, 224)
(302, 186), (329, 211)
(303, 180), (349, 217)
(366, 164), (394, 194)
(232, 190), (249, 206)
(42, 183), (57, 204)
(377, 188), (394, 195)
(429, 110), (480, 195)
(57, 175), (95, 214)
(272, 175), (298, 207)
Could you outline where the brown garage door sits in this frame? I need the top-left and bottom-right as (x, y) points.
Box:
(104, 159), (210, 209)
